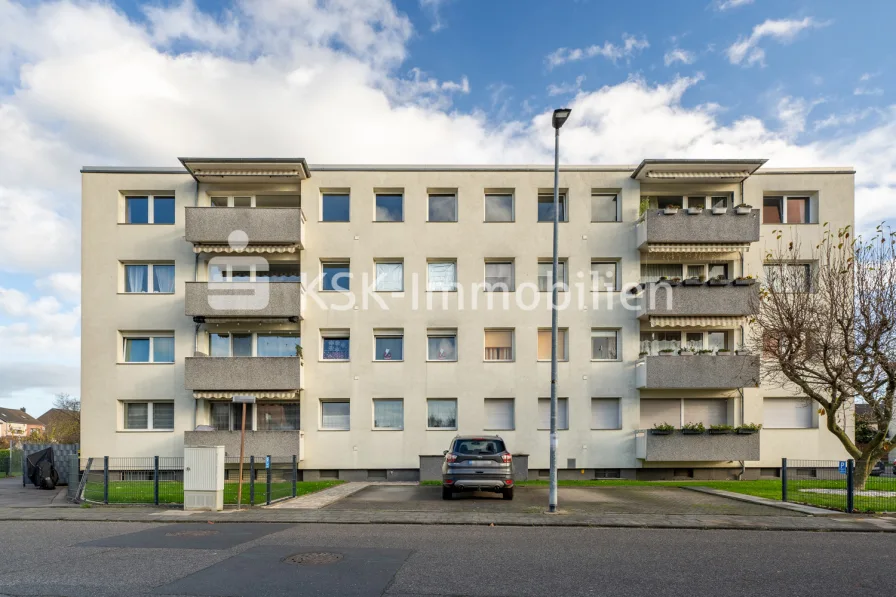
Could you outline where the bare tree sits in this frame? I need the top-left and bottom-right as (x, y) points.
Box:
(47, 393), (80, 444)
(753, 224), (895, 489)
(53, 393), (80, 412)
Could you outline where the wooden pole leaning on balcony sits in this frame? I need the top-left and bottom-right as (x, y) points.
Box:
(233, 395), (256, 511)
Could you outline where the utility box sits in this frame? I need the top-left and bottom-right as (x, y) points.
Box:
(184, 446), (225, 511)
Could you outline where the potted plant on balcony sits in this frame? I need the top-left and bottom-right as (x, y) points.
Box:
(733, 275), (756, 286)
(709, 424), (734, 435)
(683, 276), (704, 286)
(708, 274), (729, 287)
(658, 348), (676, 356)
(735, 345), (751, 356)
(712, 204), (728, 215)
(663, 204), (681, 215)
(639, 351), (649, 358)
(697, 349), (713, 355)
(651, 422), (675, 435)
(682, 421), (705, 435)
(687, 205), (704, 215)
(717, 348), (732, 356)
(678, 347), (695, 356)
(735, 423), (762, 435)
(295, 344), (304, 364)
(628, 282), (646, 294)
(735, 204), (753, 215)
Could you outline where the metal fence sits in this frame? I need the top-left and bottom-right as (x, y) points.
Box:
(1, 448), (23, 477)
(783, 458), (896, 513)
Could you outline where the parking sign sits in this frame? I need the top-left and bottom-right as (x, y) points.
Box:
(839, 461), (847, 475)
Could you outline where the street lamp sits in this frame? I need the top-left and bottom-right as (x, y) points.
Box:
(549, 107), (570, 514)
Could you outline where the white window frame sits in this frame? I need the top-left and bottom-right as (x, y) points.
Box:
(373, 329), (404, 362)
(591, 329), (620, 361)
(537, 190), (569, 222)
(591, 192), (620, 222)
(374, 191), (405, 222)
(207, 332), (301, 358)
(372, 398), (404, 431)
(762, 194), (817, 225)
(538, 397), (569, 430)
(122, 194), (175, 225)
(484, 398), (515, 431)
(764, 262), (813, 293)
(484, 328), (514, 362)
(537, 328), (568, 362)
(120, 333), (175, 364)
(374, 260), (404, 292)
(121, 262), (176, 294)
(591, 261), (619, 292)
(427, 329), (458, 362)
(484, 260), (515, 292)
(591, 398), (622, 430)
(320, 399), (351, 431)
(320, 330), (350, 361)
(209, 195), (255, 207)
(427, 260), (458, 292)
(426, 398), (458, 430)
(538, 259), (568, 292)
(121, 401), (174, 432)
(484, 192), (515, 223)
(427, 191), (458, 223)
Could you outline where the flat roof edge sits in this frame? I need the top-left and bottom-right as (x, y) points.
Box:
(81, 166), (189, 174)
(309, 164), (638, 172)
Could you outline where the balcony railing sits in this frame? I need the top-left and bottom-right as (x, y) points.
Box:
(185, 207), (304, 247)
(635, 429), (760, 462)
(184, 357), (303, 391)
(637, 208), (760, 249)
(636, 354), (759, 389)
(638, 281), (758, 319)
(185, 282), (304, 319)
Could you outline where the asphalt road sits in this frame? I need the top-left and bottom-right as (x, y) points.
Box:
(0, 521), (888, 597)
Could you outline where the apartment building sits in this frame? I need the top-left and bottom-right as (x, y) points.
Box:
(80, 158), (854, 480)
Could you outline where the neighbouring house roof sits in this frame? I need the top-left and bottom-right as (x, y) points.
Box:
(0, 407), (44, 426)
(37, 408), (79, 425)
(855, 404), (873, 417)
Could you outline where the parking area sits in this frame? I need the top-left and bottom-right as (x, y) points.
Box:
(0, 475), (71, 508)
(323, 484), (793, 516)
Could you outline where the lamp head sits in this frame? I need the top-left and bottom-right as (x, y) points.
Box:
(552, 108), (571, 129)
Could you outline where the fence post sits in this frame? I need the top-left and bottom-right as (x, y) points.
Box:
(22, 451), (26, 487)
(266, 455), (272, 506)
(249, 456), (255, 506)
(154, 456), (160, 506)
(103, 456), (109, 505)
(781, 458), (788, 503)
(846, 459), (855, 513)
(292, 455), (298, 498)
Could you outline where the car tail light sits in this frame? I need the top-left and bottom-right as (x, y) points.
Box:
(445, 479), (454, 485)
(504, 479), (514, 486)
(502, 454), (512, 464)
(446, 453), (457, 463)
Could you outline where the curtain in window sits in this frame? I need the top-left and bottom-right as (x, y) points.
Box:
(375, 336), (403, 360)
(374, 400), (403, 429)
(152, 403), (174, 429)
(484, 330), (513, 360)
(639, 331), (681, 355)
(427, 335), (457, 360)
(258, 403), (300, 430)
(152, 265), (175, 293)
(485, 262), (513, 290)
(428, 262), (456, 291)
(591, 262), (617, 290)
(591, 331), (618, 360)
(321, 402), (350, 430)
(322, 337), (350, 360)
(640, 263), (683, 284)
(125, 403), (148, 429)
(257, 335), (300, 357)
(485, 399), (514, 430)
(427, 400), (457, 428)
(538, 262), (566, 292)
(125, 265), (147, 293)
(375, 263), (404, 291)
(211, 402), (230, 430)
(124, 338), (150, 362)
(152, 337), (175, 363)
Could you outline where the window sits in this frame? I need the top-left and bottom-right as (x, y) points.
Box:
(427, 260), (457, 291)
(484, 329), (513, 361)
(538, 260), (567, 291)
(124, 195), (174, 224)
(708, 263), (729, 280)
(591, 261), (618, 291)
(255, 403), (300, 430)
(764, 397), (815, 429)
(122, 334), (174, 363)
(210, 196), (253, 207)
(123, 401), (173, 430)
(208, 333), (299, 357)
(375, 193), (403, 222)
(538, 398), (569, 430)
(591, 398), (621, 430)
(428, 193), (457, 222)
(322, 261), (351, 291)
(639, 331), (682, 355)
(763, 195), (815, 224)
(231, 403), (252, 432)
(537, 191), (567, 222)
(321, 331), (350, 361)
(256, 334), (301, 357)
(427, 399), (457, 429)
(484, 261), (514, 291)
(711, 196), (729, 209)
(374, 331), (403, 361)
(321, 193), (350, 222)
(124, 263), (175, 293)
(209, 333), (252, 357)
(484, 193), (514, 222)
(591, 329), (619, 361)
(707, 331), (728, 352)
(210, 402), (231, 431)
(640, 263), (683, 284)
(427, 330), (457, 361)
(453, 438), (506, 454)
(592, 193), (618, 222)
(373, 399), (404, 430)
(764, 263), (812, 292)
(258, 263), (301, 283)
(683, 399), (727, 427)
(485, 399), (515, 430)
(375, 261), (404, 292)
(321, 400), (350, 430)
(537, 328), (568, 361)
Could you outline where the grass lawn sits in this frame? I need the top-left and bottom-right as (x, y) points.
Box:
(0, 472), (7, 479)
(83, 480), (343, 506)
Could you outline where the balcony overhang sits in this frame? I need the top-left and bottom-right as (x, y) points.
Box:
(632, 159), (767, 183)
(178, 157), (311, 183)
(643, 242), (751, 254)
(191, 244), (300, 254)
(192, 391), (299, 400)
(648, 316), (748, 328)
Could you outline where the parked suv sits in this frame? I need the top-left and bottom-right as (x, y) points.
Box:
(441, 436), (514, 500)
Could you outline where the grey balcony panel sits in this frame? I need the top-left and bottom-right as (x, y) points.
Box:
(635, 430), (760, 462)
(185, 357), (302, 391)
(185, 207), (304, 246)
(184, 430), (302, 459)
(639, 209), (760, 246)
(637, 355), (759, 389)
(639, 284), (758, 319)
(185, 282), (303, 318)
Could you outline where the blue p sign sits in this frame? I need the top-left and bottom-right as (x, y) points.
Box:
(838, 461), (847, 475)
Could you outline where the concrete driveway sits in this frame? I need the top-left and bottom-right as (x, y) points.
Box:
(323, 484), (791, 516)
(0, 475), (71, 508)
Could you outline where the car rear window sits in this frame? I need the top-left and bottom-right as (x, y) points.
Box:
(453, 439), (506, 455)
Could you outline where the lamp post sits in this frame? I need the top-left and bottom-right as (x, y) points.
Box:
(549, 107), (571, 514)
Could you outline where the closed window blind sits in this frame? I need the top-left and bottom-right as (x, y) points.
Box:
(427, 262), (457, 291)
(538, 398), (569, 429)
(537, 329), (567, 360)
(764, 397), (814, 428)
(375, 262), (404, 291)
(485, 399), (514, 430)
(682, 399), (727, 427)
(125, 403), (148, 430)
(640, 399), (680, 429)
(591, 398), (621, 430)
(152, 403), (174, 430)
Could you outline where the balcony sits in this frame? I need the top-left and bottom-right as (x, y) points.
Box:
(638, 282), (758, 320)
(636, 355), (759, 389)
(185, 282), (304, 319)
(637, 209), (760, 251)
(185, 357), (303, 391)
(635, 429), (760, 462)
(184, 430), (304, 459)
(184, 207), (304, 248)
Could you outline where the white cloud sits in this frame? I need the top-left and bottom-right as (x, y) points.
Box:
(0, 188), (79, 273)
(854, 73), (883, 97)
(727, 17), (827, 67)
(547, 75), (586, 97)
(812, 108), (876, 132)
(419, 0), (450, 32)
(546, 34), (648, 69)
(36, 273), (81, 302)
(664, 48), (695, 66)
(714, 0), (754, 11)
(143, 0), (240, 49)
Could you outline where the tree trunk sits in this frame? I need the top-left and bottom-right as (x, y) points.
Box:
(854, 457), (874, 491)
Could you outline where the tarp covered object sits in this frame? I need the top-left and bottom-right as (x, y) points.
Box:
(26, 447), (60, 489)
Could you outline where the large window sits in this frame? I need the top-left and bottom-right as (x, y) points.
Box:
(591, 329), (619, 361)
(427, 261), (457, 291)
(538, 398), (569, 430)
(124, 263), (175, 294)
(375, 193), (403, 222)
(427, 330), (457, 361)
(591, 398), (621, 430)
(484, 261), (514, 291)
(322, 261), (351, 291)
(321, 193), (350, 222)
(124, 195), (175, 224)
(122, 334), (174, 363)
(210, 333), (251, 357)
(763, 195), (815, 224)
(427, 399), (457, 429)
(592, 193), (618, 222)
(640, 331), (682, 355)
(258, 263), (301, 283)
(428, 193), (457, 222)
(484, 193), (514, 222)
(764, 397), (815, 429)
(537, 191), (567, 222)
(258, 403), (300, 431)
(537, 328), (568, 361)
(373, 399), (404, 430)
(484, 398), (515, 430)
(764, 263), (812, 292)
(538, 260), (567, 292)
(375, 261), (404, 292)
(374, 331), (403, 361)
(321, 331), (350, 361)
(484, 329), (513, 361)
(321, 400), (350, 430)
(208, 333), (299, 357)
(123, 401), (174, 430)
(591, 261), (618, 291)
(256, 334), (301, 357)
(640, 263), (683, 284)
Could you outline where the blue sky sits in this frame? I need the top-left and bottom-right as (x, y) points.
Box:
(0, 0), (893, 416)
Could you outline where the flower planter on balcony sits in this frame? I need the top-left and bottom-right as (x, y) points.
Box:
(712, 206), (728, 215)
(735, 205), (753, 215)
(733, 278), (756, 286)
(683, 278), (704, 286)
(687, 207), (704, 215)
(709, 429), (733, 435)
(663, 207), (680, 215)
(736, 428), (759, 435)
(678, 350), (695, 356)
(650, 429), (673, 436)
(657, 278), (681, 287)
(681, 429), (705, 436)
(708, 279), (730, 287)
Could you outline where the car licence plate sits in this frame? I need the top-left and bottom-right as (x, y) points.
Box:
(469, 460), (496, 466)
